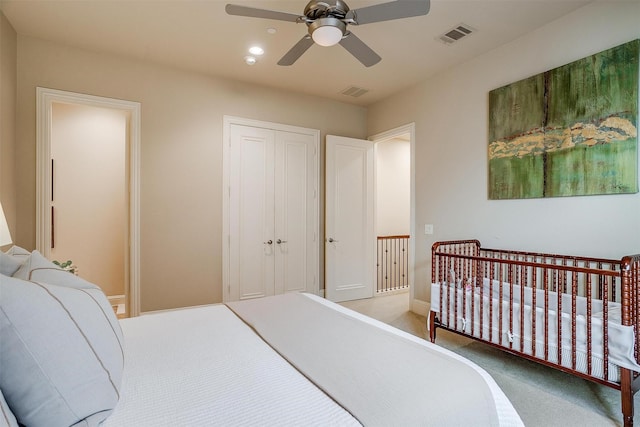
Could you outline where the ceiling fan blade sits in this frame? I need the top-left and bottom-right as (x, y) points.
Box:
(278, 36), (314, 66)
(339, 32), (381, 67)
(347, 0), (430, 25)
(225, 4), (302, 22)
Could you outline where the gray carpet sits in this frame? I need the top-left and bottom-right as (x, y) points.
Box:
(341, 292), (639, 427)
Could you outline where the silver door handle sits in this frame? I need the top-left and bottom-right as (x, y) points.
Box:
(327, 237), (339, 243)
(276, 239), (287, 244)
(264, 240), (273, 245)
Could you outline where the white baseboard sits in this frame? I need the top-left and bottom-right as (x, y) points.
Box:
(108, 295), (126, 316)
(410, 298), (429, 317)
(108, 294), (125, 306)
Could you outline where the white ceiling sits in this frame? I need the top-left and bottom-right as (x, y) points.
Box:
(1, 0), (592, 106)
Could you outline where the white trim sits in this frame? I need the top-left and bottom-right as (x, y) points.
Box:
(108, 294), (127, 316)
(140, 302), (217, 316)
(368, 123), (417, 313)
(222, 116), (320, 302)
(36, 87), (142, 317)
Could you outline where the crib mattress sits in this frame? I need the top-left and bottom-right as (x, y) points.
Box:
(431, 280), (640, 381)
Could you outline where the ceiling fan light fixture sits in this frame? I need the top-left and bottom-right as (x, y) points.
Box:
(309, 17), (345, 47)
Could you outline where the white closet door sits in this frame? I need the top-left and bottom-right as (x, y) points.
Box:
(274, 131), (316, 294)
(229, 124), (275, 300)
(228, 123), (318, 301)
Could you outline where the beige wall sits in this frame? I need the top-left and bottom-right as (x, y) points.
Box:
(16, 36), (367, 311)
(368, 2), (640, 302)
(11, 2), (640, 311)
(51, 103), (127, 297)
(376, 138), (410, 236)
(0, 12), (17, 242)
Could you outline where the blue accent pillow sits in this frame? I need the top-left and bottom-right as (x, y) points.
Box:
(0, 252), (22, 276)
(1, 251), (124, 427)
(0, 389), (18, 427)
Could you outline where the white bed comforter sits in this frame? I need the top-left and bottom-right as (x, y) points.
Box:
(104, 301), (358, 426)
(105, 293), (523, 426)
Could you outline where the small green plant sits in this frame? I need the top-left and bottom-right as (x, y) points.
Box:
(52, 260), (78, 275)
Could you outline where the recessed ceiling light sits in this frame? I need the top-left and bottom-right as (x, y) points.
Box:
(244, 56), (257, 65)
(249, 46), (264, 56)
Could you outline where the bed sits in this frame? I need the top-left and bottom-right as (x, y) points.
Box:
(429, 239), (640, 427)
(1, 248), (523, 426)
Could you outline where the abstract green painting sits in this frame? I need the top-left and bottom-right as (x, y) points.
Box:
(489, 39), (639, 199)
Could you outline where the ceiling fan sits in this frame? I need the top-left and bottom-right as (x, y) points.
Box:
(225, 0), (430, 67)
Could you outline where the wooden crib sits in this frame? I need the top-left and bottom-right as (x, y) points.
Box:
(429, 240), (640, 426)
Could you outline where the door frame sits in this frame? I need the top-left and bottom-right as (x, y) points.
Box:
(369, 123), (421, 314)
(36, 87), (142, 316)
(222, 115), (320, 302)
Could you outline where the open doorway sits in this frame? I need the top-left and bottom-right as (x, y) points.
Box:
(36, 88), (141, 317)
(375, 133), (410, 294)
(370, 124), (416, 309)
(51, 103), (127, 313)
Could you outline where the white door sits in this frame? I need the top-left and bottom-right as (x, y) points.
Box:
(229, 125), (275, 300)
(228, 123), (318, 301)
(325, 135), (375, 302)
(274, 131), (317, 294)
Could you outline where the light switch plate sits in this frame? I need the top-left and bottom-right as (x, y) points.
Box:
(424, 224), (434, 235)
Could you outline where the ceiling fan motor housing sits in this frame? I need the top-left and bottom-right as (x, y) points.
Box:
(304, 0), (350, 46)
(304, 0), (350, 20)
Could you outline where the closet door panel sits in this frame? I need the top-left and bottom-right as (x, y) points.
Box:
(229, 125), (275, 300)
(274, 131), (316, 294)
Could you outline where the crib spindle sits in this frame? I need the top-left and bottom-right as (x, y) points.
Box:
(556, 265), (563, 370)
(587, 272), (593, 376)
(544, 265), (550, 362)
(571, 270), (578, 371)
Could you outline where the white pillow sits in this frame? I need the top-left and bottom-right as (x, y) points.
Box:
(13, 249), (65, 281)
(0, 253), (22, 277)
(5, 245), (30, 258)
(0, 389), (18, 427)
(1, 258), (124, 426)
(1, 245), (29, 275)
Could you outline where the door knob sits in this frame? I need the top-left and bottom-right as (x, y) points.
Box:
(264, 240), (273, 245)
(276, 239), (287, 244)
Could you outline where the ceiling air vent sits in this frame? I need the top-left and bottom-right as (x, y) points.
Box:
(438, 23), (475, 45)
(340, 86), (369, 98)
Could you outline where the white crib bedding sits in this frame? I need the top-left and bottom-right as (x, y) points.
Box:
(104, 293), (523, 426)
(431, 280), (640, 381)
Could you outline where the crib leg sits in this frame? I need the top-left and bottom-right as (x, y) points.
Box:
(429, 311), (437, 343)
(621, 368), (634, 427)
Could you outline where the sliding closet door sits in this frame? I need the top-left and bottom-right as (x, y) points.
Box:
(229, 125), (275, 300)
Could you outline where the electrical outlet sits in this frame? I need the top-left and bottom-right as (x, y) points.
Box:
(424, 224), (434, 235)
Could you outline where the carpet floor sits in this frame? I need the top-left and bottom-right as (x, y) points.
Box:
(340, 292), (639, 427)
